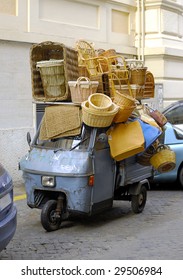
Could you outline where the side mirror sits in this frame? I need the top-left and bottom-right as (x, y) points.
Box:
(27, 132), (31, 147)
(97, 133), (108, 143)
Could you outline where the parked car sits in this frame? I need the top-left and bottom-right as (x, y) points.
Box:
(162, 100), (183, 130)
(0, 163), (17, 252)
(153, 122), (183, 188)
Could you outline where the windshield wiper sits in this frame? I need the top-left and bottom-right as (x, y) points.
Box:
(70, 137), (89, 151)
(53, 147), (65, 153)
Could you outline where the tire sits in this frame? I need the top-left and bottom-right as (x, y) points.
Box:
(131, 185), (147, 214)
(41, 200), (62, 232)
(178, 165), (183, 189)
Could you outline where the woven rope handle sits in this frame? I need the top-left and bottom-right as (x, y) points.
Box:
(77, 77), (90, 83)
(156, 144), (170, 153)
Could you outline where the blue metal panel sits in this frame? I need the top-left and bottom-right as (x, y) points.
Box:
(20, 148), (93, 176)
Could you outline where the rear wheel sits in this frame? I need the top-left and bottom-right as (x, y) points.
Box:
(131, 185), (147, 213)
(41, 200), (62, 231)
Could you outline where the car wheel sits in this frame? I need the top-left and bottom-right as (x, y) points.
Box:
(41, 200), (62, 232)
(131, 185), (147, 213)
(178, 165), (183, 189)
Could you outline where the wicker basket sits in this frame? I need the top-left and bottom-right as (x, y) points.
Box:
(113, 90), (136, 107)
(111, 68), (129, 84)
(150, 144), (176, 173)
(82, 100), (119, 127)
(113, 105), (136, 123)
(137, 142), (158, 166)
(114, 84), (141, 98)
(99, 49), (117, 72)
(143, 71), (155, 99)
(30, 41), (79, 101)
(130, 67), (147, 86)
(68, 77), (99, 104)
(36, 60), (65, 98)
(109, 72), (133, 98)
(88, 93), (113, 111)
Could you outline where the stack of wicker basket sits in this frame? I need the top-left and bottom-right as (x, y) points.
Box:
(30, 41), (79, 101)
(111, 89), (136, 123)
(81, 93), (119, 127)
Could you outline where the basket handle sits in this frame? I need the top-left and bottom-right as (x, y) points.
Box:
(156, 144), (170, 153)
(110, 73), (134, 98)
(77, 76), (90, 83)
(75, 76), (91, 87)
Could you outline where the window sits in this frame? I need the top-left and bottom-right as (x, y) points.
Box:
(165, 106), (183, 125)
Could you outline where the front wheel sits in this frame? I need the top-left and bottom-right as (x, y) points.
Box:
(41, 200), (62, 232)
(131, 185), (147, 214)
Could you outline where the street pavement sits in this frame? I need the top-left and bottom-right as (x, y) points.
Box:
(1, 183), (183, 260)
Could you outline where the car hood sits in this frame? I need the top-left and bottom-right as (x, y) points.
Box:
(19, 147), (93, 176)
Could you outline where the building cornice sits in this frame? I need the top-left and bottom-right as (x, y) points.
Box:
(145, 0), (183, 13)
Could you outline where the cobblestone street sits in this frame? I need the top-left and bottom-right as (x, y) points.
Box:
(1, 184), (183, 260)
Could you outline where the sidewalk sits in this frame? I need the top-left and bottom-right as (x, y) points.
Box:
(13, 182), (26, 197)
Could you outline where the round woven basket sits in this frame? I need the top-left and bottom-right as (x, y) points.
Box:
(82, 100), (119, 127)
(88, 93), (113, 111)
(113, 90), (136, 107)
(113, 105), (136, 123)
(150, 145), (176, 173)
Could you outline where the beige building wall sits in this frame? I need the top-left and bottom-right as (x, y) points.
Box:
(0, 0), (183, 183)
(142, 0), (183, 107)
(0, 0), (137, 183)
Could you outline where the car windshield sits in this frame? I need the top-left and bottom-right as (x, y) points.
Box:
(164, 105), (183, 125)
(172, 125), (183, 140)
(32, 125), (91, 151)
(159, 123), (183, 144)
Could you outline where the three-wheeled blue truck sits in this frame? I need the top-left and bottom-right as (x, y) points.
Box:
(19, 116), (152, 232)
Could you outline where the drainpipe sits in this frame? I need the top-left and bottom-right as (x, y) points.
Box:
(137, 0), (145, 63)
(137, 0), (141, 60)
(141, 0), (145, 63)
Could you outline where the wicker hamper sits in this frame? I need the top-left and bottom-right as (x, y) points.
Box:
(30, 41), (79, 101)
(36, 59), (65, 98)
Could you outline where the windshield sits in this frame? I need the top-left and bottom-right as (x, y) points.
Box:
(32, 125), (91, 151)
(159, 123), (183, 144)
(164, 105), (183, 125)
(173, 125), (183, 140)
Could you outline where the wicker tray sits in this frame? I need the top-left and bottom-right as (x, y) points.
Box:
(30, 41), (79, 101)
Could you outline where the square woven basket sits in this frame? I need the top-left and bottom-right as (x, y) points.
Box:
(36, 59), (65, 98)
(68, 77), (99, 104)
(30, 41), (79, 101)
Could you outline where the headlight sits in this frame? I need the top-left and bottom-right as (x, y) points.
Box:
(42, 176), (55, 187)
